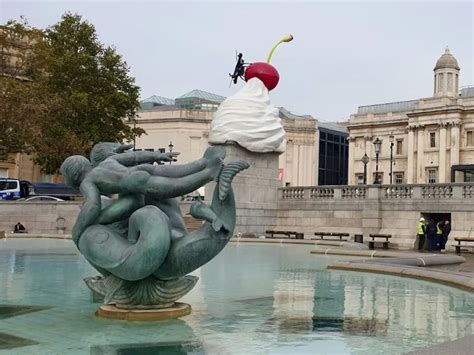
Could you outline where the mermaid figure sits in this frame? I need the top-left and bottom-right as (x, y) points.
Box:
(61, 143), (248, 307)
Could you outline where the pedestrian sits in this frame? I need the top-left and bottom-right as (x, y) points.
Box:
(13, 222), (26, 233)
(426, 219), (437, 252)
(441, 220), (451, 252)
(436, 220), (444, 251)
(417, 217), (426, 252)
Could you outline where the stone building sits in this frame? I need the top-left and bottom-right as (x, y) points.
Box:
(134, 89), (347, 188)
(347, 49), (474, 185)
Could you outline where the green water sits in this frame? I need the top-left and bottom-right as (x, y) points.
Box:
(0, 240), (473, 354)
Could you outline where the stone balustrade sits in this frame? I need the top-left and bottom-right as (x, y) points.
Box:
(279, 183), (474, 201)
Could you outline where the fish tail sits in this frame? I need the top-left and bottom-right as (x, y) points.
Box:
(218, 160), (250, 201)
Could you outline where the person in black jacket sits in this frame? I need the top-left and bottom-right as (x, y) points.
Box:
(426, 219), (437, 252)
(13, 222), (26, 233)
(441, 220), (451, 252)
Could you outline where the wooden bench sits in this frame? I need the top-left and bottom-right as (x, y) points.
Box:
(454, 238), (474, 254)
(368, 234), (392, 250)
(312, 232), (350, 241)
(265, 230), (304, 239)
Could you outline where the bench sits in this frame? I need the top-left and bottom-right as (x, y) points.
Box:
(265, 230), (304, 239)
(312, 232), (350, 241)
(454, 238), (474, 254)
(368, 234), (392, 250)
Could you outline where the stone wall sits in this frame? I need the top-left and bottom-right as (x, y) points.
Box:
(277, 184), (474, 249)
(3, 182), (474, 250)
(0, 201), (81, 234)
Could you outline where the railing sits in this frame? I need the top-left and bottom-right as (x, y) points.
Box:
(385, 185), (412, 199)
(309, 187), (334, 199)
(421, 185), (453, 199)
(279, 183), (474, 201)
(342, 187), (367, 199)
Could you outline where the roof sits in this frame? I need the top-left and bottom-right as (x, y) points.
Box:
(176, 89), (226, 103)
(318, 121), (348, 134)
(357, 99), (418, 115)
(461, 86), (474, 97)
(278, 107), (315, 120)
(434, 48), (460, 71)
(141, 95), (175, 106)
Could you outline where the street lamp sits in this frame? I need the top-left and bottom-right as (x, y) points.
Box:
(373, 138), (382, 184)
(361, 153), (369, 185)
(168, 141), (174, 165)
(389, 135), (394, 184)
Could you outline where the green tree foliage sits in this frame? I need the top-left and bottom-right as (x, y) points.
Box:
(0, 13), (144, 173)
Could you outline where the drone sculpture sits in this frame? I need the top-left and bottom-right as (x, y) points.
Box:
(229, 34), (293, 91)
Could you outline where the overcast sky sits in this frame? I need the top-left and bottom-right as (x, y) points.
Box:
(2, 1), (473, 122)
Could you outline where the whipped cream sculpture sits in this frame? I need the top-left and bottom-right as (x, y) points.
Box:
(209, 35), (293, 154)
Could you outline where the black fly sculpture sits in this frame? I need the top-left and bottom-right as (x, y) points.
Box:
(229, 52), (250, 86)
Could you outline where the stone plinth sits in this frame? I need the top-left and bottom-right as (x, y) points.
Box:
(206, 144), (280, 235)
(96, 303), (191, 321)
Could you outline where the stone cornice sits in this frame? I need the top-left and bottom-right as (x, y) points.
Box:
(346, 119), (408, 130)
(134, 118), (211, 124)
(407, 106), (474, 118)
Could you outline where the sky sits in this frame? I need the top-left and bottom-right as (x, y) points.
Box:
(2, 1), (473, 122)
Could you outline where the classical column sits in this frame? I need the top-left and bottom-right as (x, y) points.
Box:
(407, 126), (415, 184)
(439, 123), (447, 183)
(348, 137), (356, 185)
(450, 121), (460, 165)
(417, 126), (425, 183)
(450, 120), (461, 182)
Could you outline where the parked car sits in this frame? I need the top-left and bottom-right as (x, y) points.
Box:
(25, 196), (65, 202)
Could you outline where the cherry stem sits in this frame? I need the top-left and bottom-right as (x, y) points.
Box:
(266, 35), (294, 64)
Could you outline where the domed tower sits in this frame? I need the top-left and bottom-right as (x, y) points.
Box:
(433, 47), (460, 97)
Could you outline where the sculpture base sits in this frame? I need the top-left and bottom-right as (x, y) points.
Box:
(96, 302), (191, 321)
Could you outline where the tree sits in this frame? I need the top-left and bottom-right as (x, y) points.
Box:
(0, 13), (144, 173)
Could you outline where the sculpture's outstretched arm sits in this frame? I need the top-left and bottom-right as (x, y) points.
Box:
(134, 146), (225, 178)
(72, 181), (101, 244)
(110, 151), (179, 167)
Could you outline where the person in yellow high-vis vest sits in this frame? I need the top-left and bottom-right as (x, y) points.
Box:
(417, 217), (426, 252)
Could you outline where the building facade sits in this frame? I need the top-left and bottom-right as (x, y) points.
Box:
(134, 90), (347, 188)
(347, 49), (474, 185)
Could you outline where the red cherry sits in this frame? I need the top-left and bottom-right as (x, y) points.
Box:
(244, 62), (280, 91)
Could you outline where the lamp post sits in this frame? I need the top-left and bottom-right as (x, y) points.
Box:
(168, 141), (174, 165)
(373, 138), (382, 184)
(389, 135), (394, 184)
(361, 153), (369, 185)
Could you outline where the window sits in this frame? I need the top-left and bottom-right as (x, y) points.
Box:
(467, 131), (473, 146)
(396, 139), (403, 155)
(0, 180), (17, 191)
(438, 73), (444, 91)
(0, 168), (7, 178)
(428, 169), (437, 184)
(356, 174), (364, 185)
(395, 173), (404, 184)
(430, 132), (436, 148)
